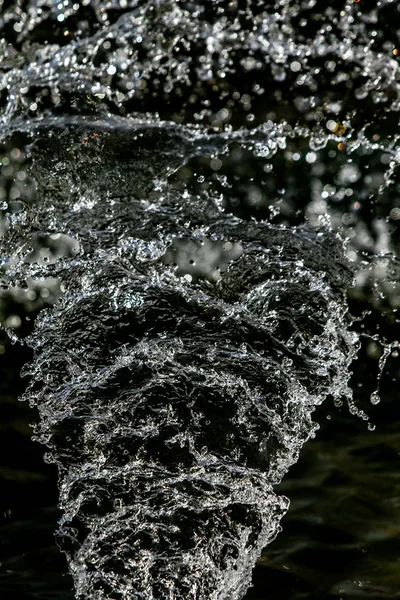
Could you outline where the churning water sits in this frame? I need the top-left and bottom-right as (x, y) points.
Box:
(0, 1), (400, 599)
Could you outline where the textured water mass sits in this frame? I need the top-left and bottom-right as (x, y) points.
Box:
(0, 119), (355, 599)
(1, 1), (400, 599)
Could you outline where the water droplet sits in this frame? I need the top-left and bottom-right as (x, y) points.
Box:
(370, 391), (380, 405)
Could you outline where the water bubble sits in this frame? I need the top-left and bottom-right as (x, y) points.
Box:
(210, 158), (222, 171)
(306, 152), (317, 164)
(5, 314), (21, 328)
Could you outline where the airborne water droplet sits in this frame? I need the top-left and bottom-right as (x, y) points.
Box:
(370, 391), (380, 405)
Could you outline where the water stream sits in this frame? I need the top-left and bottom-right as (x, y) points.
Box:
(0, 1), (399, 599)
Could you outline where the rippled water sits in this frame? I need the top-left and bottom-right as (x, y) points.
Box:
(0, 1), (400, 599)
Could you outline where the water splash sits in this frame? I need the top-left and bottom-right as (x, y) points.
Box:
(0, 119), (356, 599)
(1, 1), (400, 599)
